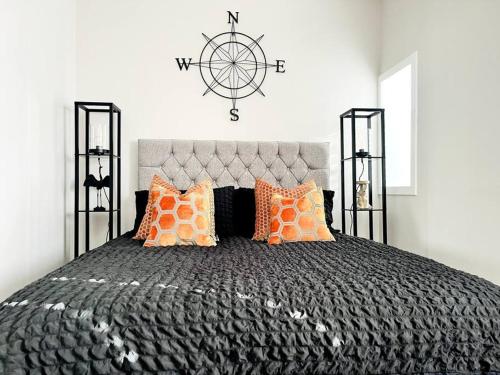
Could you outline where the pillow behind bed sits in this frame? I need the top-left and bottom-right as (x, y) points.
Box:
(210, 186), (235, 238)
(134, 175), (179, 240)
(268, 188), (335, 245)
(144, 181), (216, 247)
(233, 188), (256, 238)
(231, 187), (335, 238)
(253, 179), (318, 241)
(134, 185), (236, 238)
(133, 184), (334, 238)
(133, 190), (149, 233)
(322, 189), (335, 231)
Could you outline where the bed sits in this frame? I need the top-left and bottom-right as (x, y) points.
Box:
(1, 140), (499, 374)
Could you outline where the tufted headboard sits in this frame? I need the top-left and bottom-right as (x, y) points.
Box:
(138, 139), (330, 190)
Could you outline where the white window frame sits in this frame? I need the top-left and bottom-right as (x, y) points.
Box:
(378, 52), (418, 196)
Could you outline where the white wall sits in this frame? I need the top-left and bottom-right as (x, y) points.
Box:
(2, 0), (497, 297)
(76, 0), (382, 249)
(381, 0), (500, 284)
(0, 0), (76, 300)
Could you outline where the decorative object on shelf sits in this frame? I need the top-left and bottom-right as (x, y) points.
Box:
(356, 180), (370, 209)
(340, 108), (387, 244)
(83, 158), (110, 212)
(175, 11), (285, 121)
(355, 149), (370, 158)
(89, 122), (109, 155)
(74, 101), (121, 258)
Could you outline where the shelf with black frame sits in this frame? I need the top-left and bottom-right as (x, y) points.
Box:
(77, 209), (120, 213)
(74, 101), (122, 258)
(340, 108), (387, 244)
(77, 153), (120, 158)
(341, 156), (383, 162)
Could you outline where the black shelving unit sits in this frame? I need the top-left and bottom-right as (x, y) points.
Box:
(74, 101), (121, 258)
(340, 108), (387, 244)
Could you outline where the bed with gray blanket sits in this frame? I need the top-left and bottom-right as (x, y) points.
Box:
(1, 234), (499, 374)
(1, 140), (499, 373)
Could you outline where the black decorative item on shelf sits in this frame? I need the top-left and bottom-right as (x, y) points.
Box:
(340, 108), (387, 244)
(74, 101), (121, 258)
(83, 158), (110, 212)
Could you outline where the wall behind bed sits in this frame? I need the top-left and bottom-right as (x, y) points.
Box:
(75, 0), (382, 249)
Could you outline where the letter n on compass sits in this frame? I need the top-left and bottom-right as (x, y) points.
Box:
(227, 11), (239, 24)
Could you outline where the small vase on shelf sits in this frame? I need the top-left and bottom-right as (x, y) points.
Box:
(356, 180), (371, 209)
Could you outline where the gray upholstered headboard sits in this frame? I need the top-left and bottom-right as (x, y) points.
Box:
(138, 139), (330, 190)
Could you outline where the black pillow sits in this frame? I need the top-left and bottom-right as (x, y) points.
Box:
(133, 186), (236, 238)
(233, 188), (256, 238)
(212, 186), (235, 238)
(133, 190), (149, 233)
(322, 189), (335, 233)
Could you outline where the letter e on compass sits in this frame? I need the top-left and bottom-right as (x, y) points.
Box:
(275, 60), (285, 73)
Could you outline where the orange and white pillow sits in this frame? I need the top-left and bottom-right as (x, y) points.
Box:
(134, 175), (179, 240)
(253, 179), (317, 241)
(268, 188), (335, 245)
(134, 175), (215, 241)
(144, 180), (216, 247)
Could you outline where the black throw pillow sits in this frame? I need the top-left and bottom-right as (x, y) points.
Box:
(133, 186), (236, 238)
(133, 190), (149, 233)
(212, 186), (235, 238)
(322, 189), (335, 233)
(233, 187), (256, 238)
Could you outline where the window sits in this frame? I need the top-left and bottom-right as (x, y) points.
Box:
(379, 52), (418, 195)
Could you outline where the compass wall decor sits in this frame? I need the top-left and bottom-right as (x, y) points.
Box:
(175, 11), (285, 121)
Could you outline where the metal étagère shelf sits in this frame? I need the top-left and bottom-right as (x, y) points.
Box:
(340, 108), (387, 244)
(74, 101), (122, 258)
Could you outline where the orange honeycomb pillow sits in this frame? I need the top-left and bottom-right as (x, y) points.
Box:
(144, 180), (216, 247)
(268, 188), (336, 245)
(134, 176), (215, 241)
(133, 175), (179, 240)
(253, 179), (317, 241)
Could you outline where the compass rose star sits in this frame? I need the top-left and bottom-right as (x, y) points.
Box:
(192, 21), (275, 99)
(228, 22), (239, 62)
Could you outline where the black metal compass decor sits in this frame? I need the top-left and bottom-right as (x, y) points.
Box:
(175, 11), (285, 121)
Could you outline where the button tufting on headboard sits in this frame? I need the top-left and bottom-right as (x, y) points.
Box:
(138, 139), (330, 190)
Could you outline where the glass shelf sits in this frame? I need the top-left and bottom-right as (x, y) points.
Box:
(78, 209), (120, 213)
(344, 208), (383, 212)
(77, 153), (120, 158)
(342, 156), (383, 162)
(340, 108), (383, 119)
